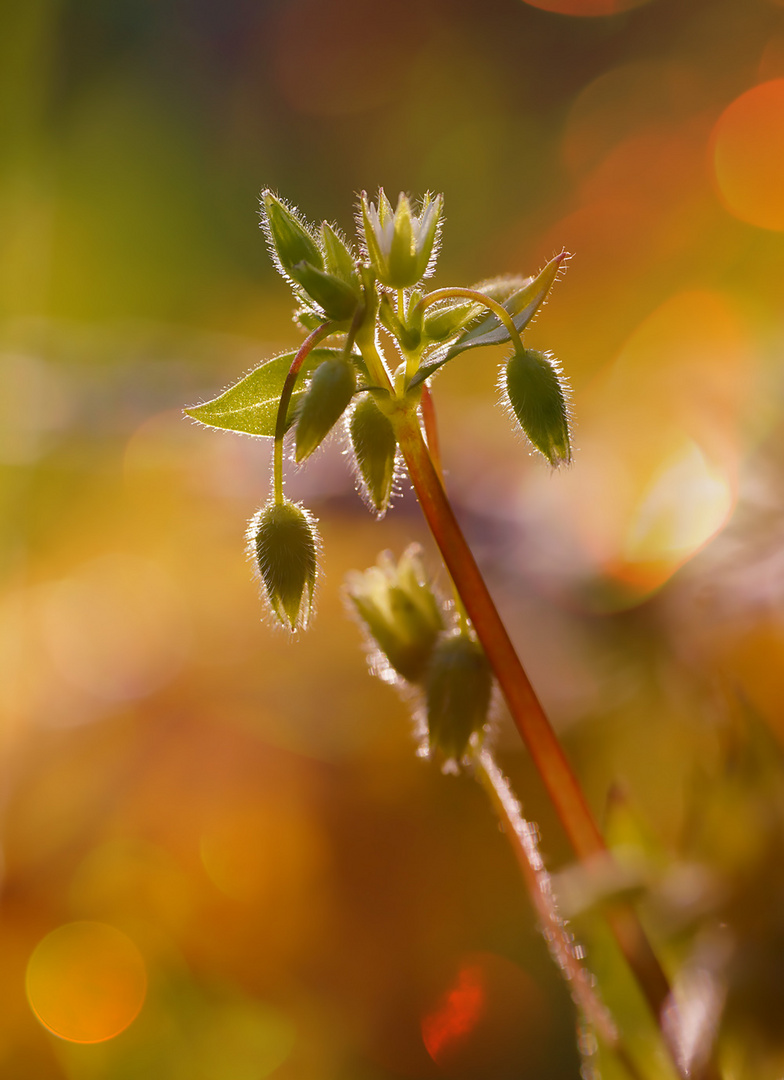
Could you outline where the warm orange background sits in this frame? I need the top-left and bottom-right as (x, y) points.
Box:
(2, 0), (784, 1076)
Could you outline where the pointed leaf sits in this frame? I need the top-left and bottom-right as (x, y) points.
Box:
(410, 253), (568, 388)
(184, 347), (350, 438)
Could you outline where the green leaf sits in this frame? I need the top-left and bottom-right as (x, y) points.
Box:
(410, 252), (568, 388)
(184, 347), (351, 438)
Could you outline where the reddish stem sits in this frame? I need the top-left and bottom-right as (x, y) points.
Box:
(395, 409), (673, 1032)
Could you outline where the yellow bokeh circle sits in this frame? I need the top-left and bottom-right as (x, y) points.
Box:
(712, 78), (784, 230)
(26, 921), (147, 1043)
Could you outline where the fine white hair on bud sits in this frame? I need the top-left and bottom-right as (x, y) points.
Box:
(501, 347), (572, 467)
(294, 356), (357, 463)
(248, 499), (320, 632)
(346, 393), (399, 517)
(424, 630), (493, 764)
(358, 189), (444, 289)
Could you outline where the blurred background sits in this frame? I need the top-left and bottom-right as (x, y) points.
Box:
(3, 0), (784, 1076)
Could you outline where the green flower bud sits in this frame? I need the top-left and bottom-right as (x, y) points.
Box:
(295, 356), (357, 462)
(261, 195), (361, 321)
(425, 631), (493, 762)
(321, 222), (359, 288)
(290, 260), (360, 322)
(346, 546), (444, 684)
(249, 499), (319, 632)
(348, 394), (398, 516)
(423, 298), (482, 342)
(503, 347), (572, 467)
(360, 189), (443, 289)
(261, 191), (323, 280)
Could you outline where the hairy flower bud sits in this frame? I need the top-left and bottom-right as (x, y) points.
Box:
(295, 357), (357, 462)
(348, 394), (398, 516)
(262, 191), (323, 278)
(503, 347), (572, 467)
(425, 631), (493, 762)
(261, 193), (361, 321)
(360, 189), (443, 289)
(290, 261), (360, 321)
(346, 546), (444, 684)
(249, 499), (319, 632)
(321, 222), (359, 287)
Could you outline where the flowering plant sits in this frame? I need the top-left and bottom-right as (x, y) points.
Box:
(185, 189), (714, 1079)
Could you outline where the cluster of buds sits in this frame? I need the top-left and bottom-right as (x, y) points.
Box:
(188, 188), (572, 651)
(346, 547), (494, 764)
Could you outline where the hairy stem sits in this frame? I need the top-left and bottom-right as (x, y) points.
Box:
(416, 286), (525, 353)
(474, 749), (649, 1080)
(394, 407), (673, 1036)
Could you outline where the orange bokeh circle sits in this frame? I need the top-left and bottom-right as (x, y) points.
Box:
(26, 922), (147, 1043)
(712, 78), (784, 231)
(520, 0), (651, 15)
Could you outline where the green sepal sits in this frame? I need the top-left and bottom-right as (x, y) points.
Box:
(425, 631), (493, 762)
(360, 189), (393, 276)
(348, 394), (398, 516)
(294, 356), (357, 461)
(346, 546), (444, 684)
(321, 222), (359, 287)
(360, 190), (443, 289)
(504, 347), (572, 466)
(261, 191), (323, 280)
(184, 347), (347, 438)
(294, 306), (326, 332)
(410, 253), (567, 388)
(387, 195), (416, 288)
(422, 297), (483, 342)
(378, 294), (421, 351)
(249, 499), (319, 632)
(290, 260), (360, 322)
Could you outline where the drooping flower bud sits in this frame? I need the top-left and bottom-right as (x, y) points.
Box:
(249, 499), (319, 632)
(346, 546), (444, 684)
(360, 189), (443, 289)
(348, 394), (398, 516)
(503, 347), (572, 467)
(295, 356), (357, 462)
(425, 631), (493, 762)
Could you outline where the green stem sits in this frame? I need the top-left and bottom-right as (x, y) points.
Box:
(356, 327), (395, 395)
(272, 322), (335, 504)
(414, 286), (525, 353)
(393, 406), (674, 1037)
(474, 748), (649, 1080)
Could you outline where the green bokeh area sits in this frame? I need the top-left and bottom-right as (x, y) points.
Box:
(4, 0), (784, 1077)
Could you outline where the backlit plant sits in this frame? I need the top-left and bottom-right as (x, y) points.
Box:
(186, 190), (718, 1079)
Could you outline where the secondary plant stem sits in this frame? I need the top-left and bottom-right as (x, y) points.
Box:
(273, 322), (334, 503)
(415, 286), (525, 353)
(474, 748), (649, 1080)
